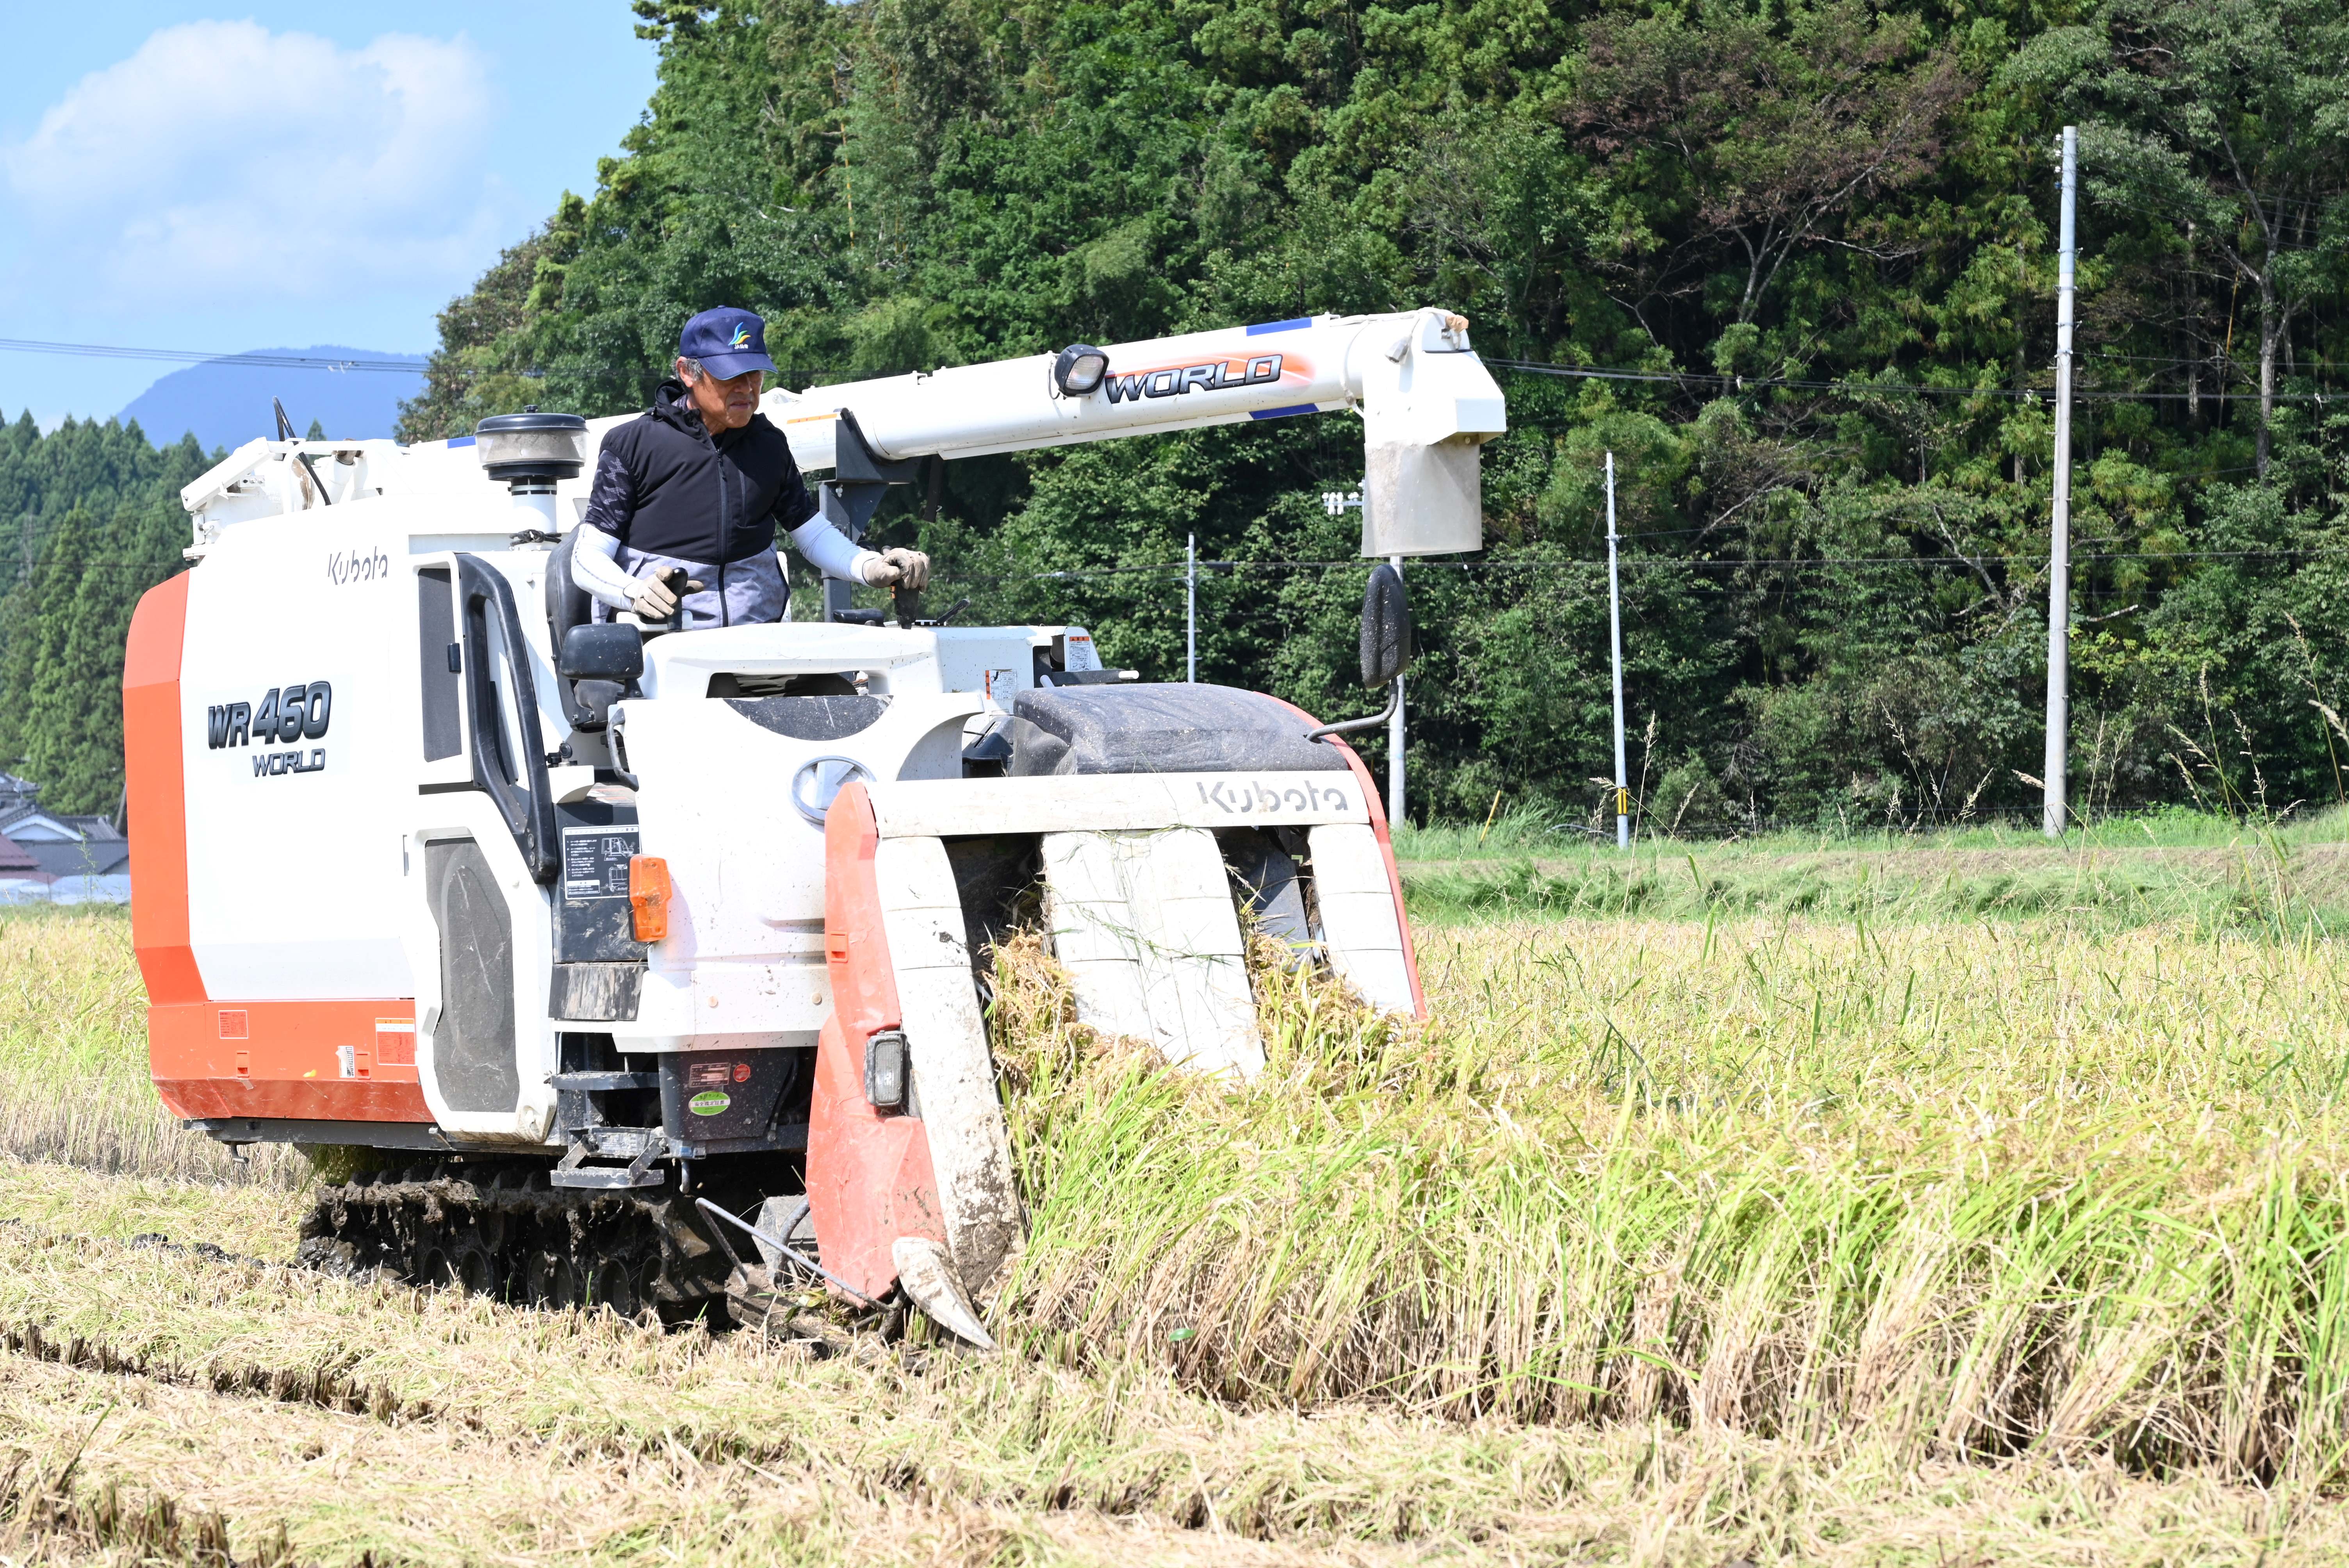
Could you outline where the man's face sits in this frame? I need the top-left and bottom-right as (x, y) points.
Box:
(679, 359), (763, 431)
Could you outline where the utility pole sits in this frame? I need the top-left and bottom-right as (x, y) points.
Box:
(1185, 533), (1198, 682)
(2044, 126), (2077, 840)
(1606, 453), (1629, 850)
(1388, 553), (1405, 827)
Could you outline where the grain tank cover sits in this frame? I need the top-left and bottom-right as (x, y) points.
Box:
(1007, 684), (1349, 776)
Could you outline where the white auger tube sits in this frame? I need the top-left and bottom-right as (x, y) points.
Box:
(763, 309), (1507, 558)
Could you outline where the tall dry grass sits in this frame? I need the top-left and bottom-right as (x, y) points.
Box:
(995, 916), (2349, 1485)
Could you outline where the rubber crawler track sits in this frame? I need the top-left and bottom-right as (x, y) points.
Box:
(294, 1158), (756, 1324)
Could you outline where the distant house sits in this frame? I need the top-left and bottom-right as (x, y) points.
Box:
(0, 773), (130, 904)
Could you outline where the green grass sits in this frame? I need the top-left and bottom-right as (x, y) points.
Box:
(1394, 805), (2349, 929)
(1399, 803), (2349, 861)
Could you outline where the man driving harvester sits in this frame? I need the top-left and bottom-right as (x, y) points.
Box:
(571, 306), (929, 627)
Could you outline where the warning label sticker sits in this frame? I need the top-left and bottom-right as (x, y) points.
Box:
(561, 825), (639, 900)
(374, 1018), (416, 1066)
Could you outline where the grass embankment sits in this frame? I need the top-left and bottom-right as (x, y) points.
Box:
(1395, 807), (2349, 928)
(4, 885), (2349, 1559)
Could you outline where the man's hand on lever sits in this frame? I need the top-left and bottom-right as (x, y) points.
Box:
(859, 548), (931, 591)
(630, 568), (704, 624)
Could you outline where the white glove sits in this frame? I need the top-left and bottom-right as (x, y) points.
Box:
(629, 570), (703, 622)
(859, 548), (931, 591)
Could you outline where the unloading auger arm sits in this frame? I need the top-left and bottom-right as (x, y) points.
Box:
(763, 308), (1508, 560)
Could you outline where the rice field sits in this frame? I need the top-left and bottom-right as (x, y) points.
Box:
(4, 837), (2349, 1563)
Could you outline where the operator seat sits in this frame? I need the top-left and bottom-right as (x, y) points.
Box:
(545, 528), (624, 733)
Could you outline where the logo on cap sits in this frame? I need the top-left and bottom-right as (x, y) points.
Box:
(728, 323), (752, 350)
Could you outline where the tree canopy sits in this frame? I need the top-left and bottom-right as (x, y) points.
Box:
(54, 0), (2343, 831)
(0, 412), (209, 814)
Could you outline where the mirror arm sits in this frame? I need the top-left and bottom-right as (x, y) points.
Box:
(1307, 676), (1401, 743)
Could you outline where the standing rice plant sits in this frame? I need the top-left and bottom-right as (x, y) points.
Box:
(992, 916), (2349, 1487)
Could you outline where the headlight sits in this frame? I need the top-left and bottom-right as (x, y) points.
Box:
(1052, 344), (1109, 397)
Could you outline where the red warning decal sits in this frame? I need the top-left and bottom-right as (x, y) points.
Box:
(374, 1019), (415, 1066)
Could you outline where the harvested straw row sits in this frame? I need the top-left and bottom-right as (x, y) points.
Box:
(3, 1203), (2345, 1566)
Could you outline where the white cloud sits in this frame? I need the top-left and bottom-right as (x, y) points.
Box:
(1, 20), (509, 309)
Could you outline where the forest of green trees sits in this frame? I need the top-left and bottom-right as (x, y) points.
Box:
(0, 415), (211, 814)
(12, 0), (2349, 826)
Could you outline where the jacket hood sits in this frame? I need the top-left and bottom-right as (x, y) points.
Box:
(651, 379), (703, 435)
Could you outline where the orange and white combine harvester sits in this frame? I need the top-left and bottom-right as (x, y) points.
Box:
(125, 311), (1505, 1342)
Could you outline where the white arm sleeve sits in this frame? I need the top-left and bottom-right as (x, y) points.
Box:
(785, 514), (881, 583)
(570, 525), (642, 611)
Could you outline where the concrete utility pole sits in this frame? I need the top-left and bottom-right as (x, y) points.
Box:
(1388, 553), (1406, 827)
(1606, 452), (1629, 851)
(2044, 126), (2077, 840)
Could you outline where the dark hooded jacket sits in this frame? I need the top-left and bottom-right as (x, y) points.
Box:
(580, 380), (819, 565)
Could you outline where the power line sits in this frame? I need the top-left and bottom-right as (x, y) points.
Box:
(0, 339), (426, 375)
(27, 540), (2349, 582)
(1489, 357), (2348, 405)
(5, 329), (2342, 407)
(951, 545), (2349, 587)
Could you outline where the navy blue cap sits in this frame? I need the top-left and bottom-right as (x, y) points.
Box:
(679, 306), (776, 379)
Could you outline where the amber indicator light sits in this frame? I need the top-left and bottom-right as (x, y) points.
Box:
(629, 855), (671, 942)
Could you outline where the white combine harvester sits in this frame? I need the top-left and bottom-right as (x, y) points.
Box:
(125, 310), (1506, 1342)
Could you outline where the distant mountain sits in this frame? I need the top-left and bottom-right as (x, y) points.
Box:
(117, 346), (427, 451)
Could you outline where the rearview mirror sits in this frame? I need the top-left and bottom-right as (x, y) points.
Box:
(560, 623), (645, 682)
(1359, 563), (1412, 688)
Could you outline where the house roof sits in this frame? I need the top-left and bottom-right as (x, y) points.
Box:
(23, 838), (129, 877)
(0, 771), (127, 846)
(0, 833), (39, 874)
(0, 811), (87, 843)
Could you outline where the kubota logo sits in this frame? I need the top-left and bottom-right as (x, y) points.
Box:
(1195, 777), (1355, 816)
(327, 546), (389, 585)
(1104, 353), (1286, 404)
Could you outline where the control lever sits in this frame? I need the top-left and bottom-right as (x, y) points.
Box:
(892, 580), (920, 630)
(659, 567), (690, 633)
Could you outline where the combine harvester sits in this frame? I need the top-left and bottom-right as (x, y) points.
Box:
(125, 311), (1506, 1343)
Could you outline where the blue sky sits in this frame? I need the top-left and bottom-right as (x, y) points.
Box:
(0, 3), (661, 428)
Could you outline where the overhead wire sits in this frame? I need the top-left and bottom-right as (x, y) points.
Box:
(2, 331), (2341, 404)
(0, 339), (428, 374)
(946, 544), (2349, 588)
(1488, 356), (2347, 404)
